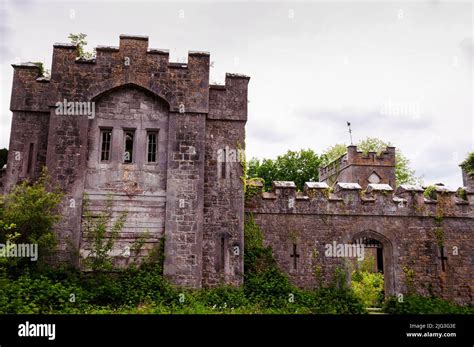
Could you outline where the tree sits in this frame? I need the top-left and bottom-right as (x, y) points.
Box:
(322, 137), (421, 186)
(461, 152), (474, 178)
(68, 33), (96, 59)
(0, 148), (7, 169)
(247, 149), (322, 191)
(320, 144), (347, 167)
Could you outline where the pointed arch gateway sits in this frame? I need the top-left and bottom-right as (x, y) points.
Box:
(351, 230), (396, 297)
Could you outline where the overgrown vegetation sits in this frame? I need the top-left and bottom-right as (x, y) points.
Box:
(423, 185), (437, 200)
(461, 152), (474, 178)
(351, 256), (384, 308)
(247, 149), (322, 191)
(82, 194), (127, 272)
(68, 33), (96, 59)
(384, 295), (474, 314)
(0, 177), (470, 314)
(0, 171), (63, 272)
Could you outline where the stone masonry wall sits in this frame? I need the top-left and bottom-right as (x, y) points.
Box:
(246, 182), (474, 305)
(201, 77), (249, 287)
(163, 112), (206, 287)
(202, 119), (245, 286)
(4, 111), (50, 192)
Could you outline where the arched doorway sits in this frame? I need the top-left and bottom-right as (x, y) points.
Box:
(353, 237), (384, 273)
(351, 230), (395, 297)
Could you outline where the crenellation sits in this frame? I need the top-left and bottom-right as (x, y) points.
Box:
(320, 145), (397, 189)
(246, 180), (474, 218)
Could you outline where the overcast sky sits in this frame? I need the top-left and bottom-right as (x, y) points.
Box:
(0, 0), (472, 187)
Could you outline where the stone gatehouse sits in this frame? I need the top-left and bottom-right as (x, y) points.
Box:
(2, 35), (473, 304)
(3, 35), (248, 288)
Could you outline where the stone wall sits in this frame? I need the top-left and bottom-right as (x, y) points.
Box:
(246, 181), (474, 305)
(201, 78), (249, 287)
(3, 111), (50, 192)
(163, 112), (206, 287)
(5, 35), (249, 288)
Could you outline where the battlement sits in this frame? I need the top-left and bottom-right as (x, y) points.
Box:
(245, 180), (473, 218)
(208, 73), (250, 121)
(320, 145), (395, 178)
(10, 35), (249, 117)
(319, 145), (397, 189)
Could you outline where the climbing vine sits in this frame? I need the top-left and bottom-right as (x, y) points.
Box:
(402, 265), (415, 294)
(236, 142), (247, 193)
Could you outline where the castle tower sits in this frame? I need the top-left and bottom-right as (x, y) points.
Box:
(5, 35), (249, 288)
(319, 145), (396, 189)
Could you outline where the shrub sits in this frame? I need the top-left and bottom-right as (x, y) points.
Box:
(384, 295), (474, 314)
(197, 286), (248, 309)
(352, 271), (384, 307)
(0, 171), (63, 271)
(0, 271), (89, 314)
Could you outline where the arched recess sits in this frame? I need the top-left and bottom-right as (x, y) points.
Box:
(351, 230), (396, 297)
(90, 82), (172, 109)
(82, 82), (170, 240)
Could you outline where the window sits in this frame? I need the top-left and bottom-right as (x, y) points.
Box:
(219, 235), (227, 273)
(147, 132), (158, 163)
(221, 148), (226, 179)
(100, 129), (112, 162)
(27, 143), (34, 174)
(123, 130), (135, 163)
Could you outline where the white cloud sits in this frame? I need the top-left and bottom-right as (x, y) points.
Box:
(0, 0), (472, 187)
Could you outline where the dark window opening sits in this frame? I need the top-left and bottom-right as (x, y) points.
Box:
(220, 236), (226, 272)
(376, 248), (384, 273)
(124, 130), (135, 163)
(221, 148), (226, 179)
(290, 244), (300, 270)
(100, 129), (112, 162)
(147, 132), (158, 163)
(27, 143), (34, 174)
(439, 246), (448, 272)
